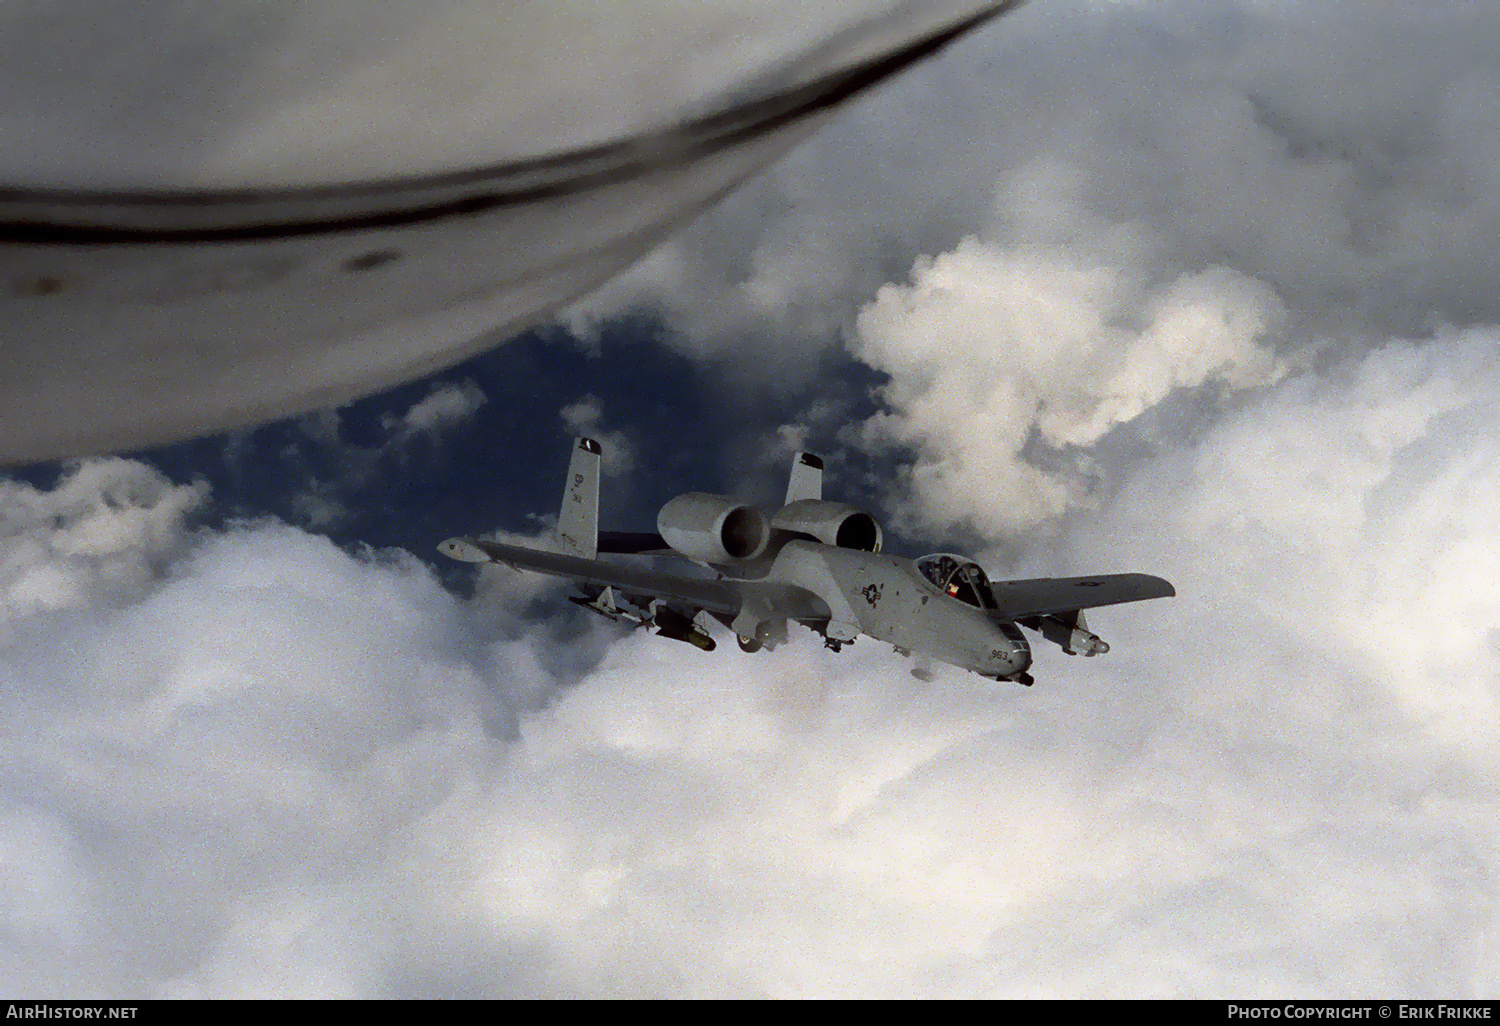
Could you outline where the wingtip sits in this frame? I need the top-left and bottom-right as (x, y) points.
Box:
(437, 537), (489, 563)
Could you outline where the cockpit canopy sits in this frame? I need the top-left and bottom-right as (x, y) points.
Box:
(916, 553), (995, 609)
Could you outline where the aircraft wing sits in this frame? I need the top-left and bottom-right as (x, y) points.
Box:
(440, 537), (829, 621)
(597, 531), (672, 554)
(986, 573), (1176, 620)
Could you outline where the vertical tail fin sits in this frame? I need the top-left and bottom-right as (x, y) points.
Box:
(784, 451), (823, 505)
(558, 436), (601, 559)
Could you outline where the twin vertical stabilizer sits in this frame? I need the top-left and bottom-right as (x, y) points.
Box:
(558, 436), (601, 559)
(559, 444), (822, 561)
(784, 451), (823, 505)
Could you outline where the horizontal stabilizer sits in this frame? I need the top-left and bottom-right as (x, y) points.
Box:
(987, 573), (1175, 619)
(597, 531), (670, 554)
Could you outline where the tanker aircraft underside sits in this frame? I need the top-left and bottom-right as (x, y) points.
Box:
(439, 438), (1175, 685)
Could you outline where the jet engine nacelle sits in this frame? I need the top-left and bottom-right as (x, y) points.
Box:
(657, 492), (771, 564)
(770, 499), (883, 553)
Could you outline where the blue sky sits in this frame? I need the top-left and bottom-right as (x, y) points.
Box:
(14, 318), (898, 584)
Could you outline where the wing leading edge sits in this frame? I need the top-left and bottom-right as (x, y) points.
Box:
(437, 537), (830, 622)
(986, 573), (1176, 620)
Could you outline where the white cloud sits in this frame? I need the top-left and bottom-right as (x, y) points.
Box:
(852, 233), (1287, 537)
(1091, 325), (1500, 751)
(421, 320), (1500, 997)
(3, 319), (1499, 996)
(383, 379), (488, 442)
(570, 0), (1500, 384)
(0, 460), (207, 622)
(0, 500), (520, 995)
(5, 0), (1500, 1000)
(559, 395), (636, 478)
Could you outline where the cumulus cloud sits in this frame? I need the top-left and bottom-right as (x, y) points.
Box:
(3, 312), (1498, 995)
(1, 460), (206, 621)
(0, 474), (531, 995)
(5, 0), (1500, 1001)
(1092, 324), (1500, 751)
(852, 233), (1287, 537)
(509, 322), (1496, 997)
(569, 0), (1500, 552)
(559, 395), (636, 479)
(382, 379), (489, 443)
(572, 0), (1500, 372)
(418, 319), (1497, 997)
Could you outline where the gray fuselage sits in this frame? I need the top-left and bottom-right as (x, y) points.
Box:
(757, 540), (1032, 680)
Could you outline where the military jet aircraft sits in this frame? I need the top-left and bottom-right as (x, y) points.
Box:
(439, 437), (1174, 685)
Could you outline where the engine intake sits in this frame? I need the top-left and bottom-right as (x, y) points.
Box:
(770, 499), (883, 553)
(657, 492), (770, 564)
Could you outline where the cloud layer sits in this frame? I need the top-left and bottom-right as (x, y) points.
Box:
(3, 0), (1499, 999)
(572, 0), (1500, 540)
(583, 0), (1500, 343)
(2, 313), (1496, 994)
(852, 235), (1287, 536)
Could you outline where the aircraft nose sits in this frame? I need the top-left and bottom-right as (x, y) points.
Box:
(991, 621), (1032, 673)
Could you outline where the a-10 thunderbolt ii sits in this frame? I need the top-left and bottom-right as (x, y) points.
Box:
(439, 438), (1174, 685)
